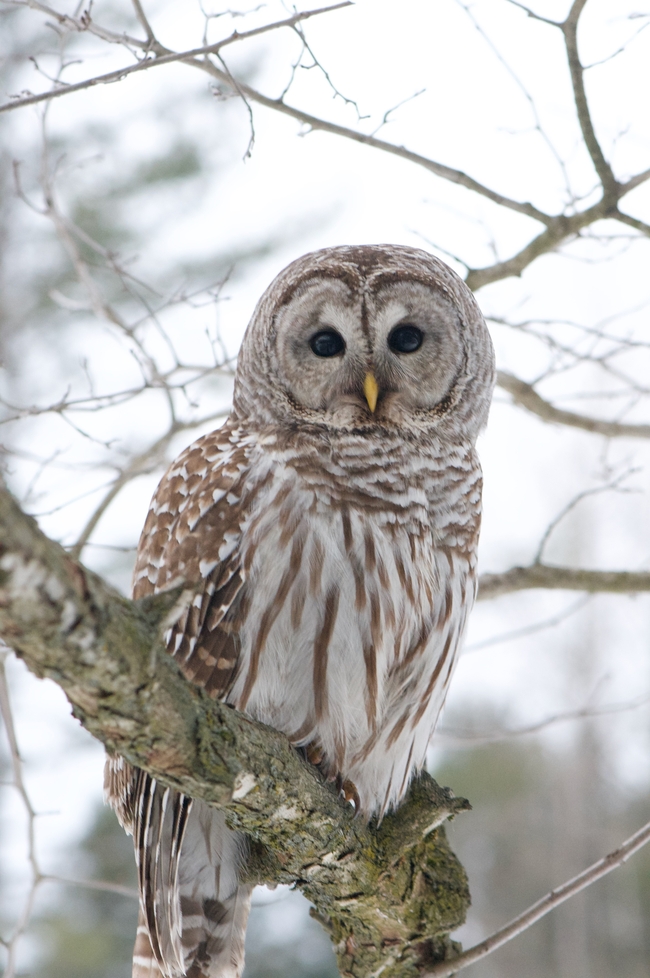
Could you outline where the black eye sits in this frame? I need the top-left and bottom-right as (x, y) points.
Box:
(388, 324), (423, 354)
(309, 330), (345, 358)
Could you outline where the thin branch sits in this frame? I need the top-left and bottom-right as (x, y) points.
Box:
(69, 412), (229, 560)
(464, 199), (622, 290)
(0, 650), (41, 978)
(532, 469), (636, 565)
(503, 0), (561, 27)
(199, 73), (550, 223)
(462, 595), (591, 653)
(130, 0), (155, 45)
(425, 817), (650, 977)
(620, 166), (650, 196)
(478, 564), (650, 600)
(0, 11), (551, 226)
(0, 653), (39, 879)
(439, 691), (650, 747)
(0, 4), (355, 114)
(497, 370), (650, 438)
(561, 0), (619, 198)
(41, 874), (140, 899)
(4, 0), (147, 48)
(5, 0), (650, 301)
(615, 209), (650, 236)
(455, 0), (573, 203)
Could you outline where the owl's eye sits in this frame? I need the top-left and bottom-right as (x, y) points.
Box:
(309, 330), (346, 358)
(388, 325), (423, 354)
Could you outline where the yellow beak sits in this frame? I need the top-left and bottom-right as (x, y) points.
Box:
(363, 372), (379, 413)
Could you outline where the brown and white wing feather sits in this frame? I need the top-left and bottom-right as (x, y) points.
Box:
(106, 424), (259, 978)
(132, 425), (260, 698)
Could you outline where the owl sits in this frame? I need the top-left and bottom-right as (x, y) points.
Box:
(105, 244), (495, 978)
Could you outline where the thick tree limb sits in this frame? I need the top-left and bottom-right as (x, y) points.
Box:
(478, 564), (650, 600)
(0, 482), (470, 978)
(497, 370), (650, 439)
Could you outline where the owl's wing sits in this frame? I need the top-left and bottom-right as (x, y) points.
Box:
(106, 425), (259, 977)
(132, 424), (259, 698)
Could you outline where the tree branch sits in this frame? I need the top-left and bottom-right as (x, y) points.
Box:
(0, 5), (550, 226)
(478, 564), (650, 600)
(4, 0), (649, 299)
(615, 209), (650, 236)
(497, 370), (650, 438)
(69, 414), (228, 561)
(561, 0), (618, 198)
(464, 196), (627, 290)
(619, 166), (650, 196)
(0, 482), (470, 978)
(0, 4), (354, 113)
(424, 816), (650, 977)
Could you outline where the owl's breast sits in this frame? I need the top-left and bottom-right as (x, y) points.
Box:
(226, 452), (477, 814)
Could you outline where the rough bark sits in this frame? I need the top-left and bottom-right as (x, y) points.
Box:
(0, 483), (470, 978)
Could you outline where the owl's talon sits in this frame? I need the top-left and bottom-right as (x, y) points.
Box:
(305, 740), (324, 766)
(340, 779), (360, 813)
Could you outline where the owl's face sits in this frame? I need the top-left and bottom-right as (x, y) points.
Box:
(234, 245), (494, 440)
(271, 278), (464, 428)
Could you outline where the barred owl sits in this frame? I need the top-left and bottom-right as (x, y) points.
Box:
(105, 244), (495, 978)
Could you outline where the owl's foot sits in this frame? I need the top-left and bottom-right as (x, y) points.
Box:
(304, 740), (324, 766)
(300, 745), (359, 811)
(339, 777), (360, 813)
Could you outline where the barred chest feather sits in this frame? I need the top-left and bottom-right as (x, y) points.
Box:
(222, 428), (482, 816)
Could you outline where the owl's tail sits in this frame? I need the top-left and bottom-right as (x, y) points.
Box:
(129, 776), (253, 978)
(175, 800), (253, 978)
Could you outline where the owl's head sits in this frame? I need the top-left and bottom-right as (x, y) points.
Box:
(234, 245), (495, 443)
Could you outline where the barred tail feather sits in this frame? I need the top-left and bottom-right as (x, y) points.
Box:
(127, 769), (251, 978)
(133, 906), (165, 977)
(178, 800), (253, 978)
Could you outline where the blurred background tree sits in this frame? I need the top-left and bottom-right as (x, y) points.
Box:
(1, 1), (650, 976)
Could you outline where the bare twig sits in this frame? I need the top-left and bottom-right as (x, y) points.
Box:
(6, 0), (650, 303)
(532, 469), (637, 565)
(130, 0), (155, 45)
(41, 874), (139, 899)
(0, 4), (355, 114)
(424, 817), (650, 977)
(462, 595), (591, 653)
(0, 650), (40, 978)
(0, 648), (152, 973)
(69, 412), (228, 560)
(497, 371), (650, 438)
(438, 691), (650, 746)
(561, 0), (618, 198)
